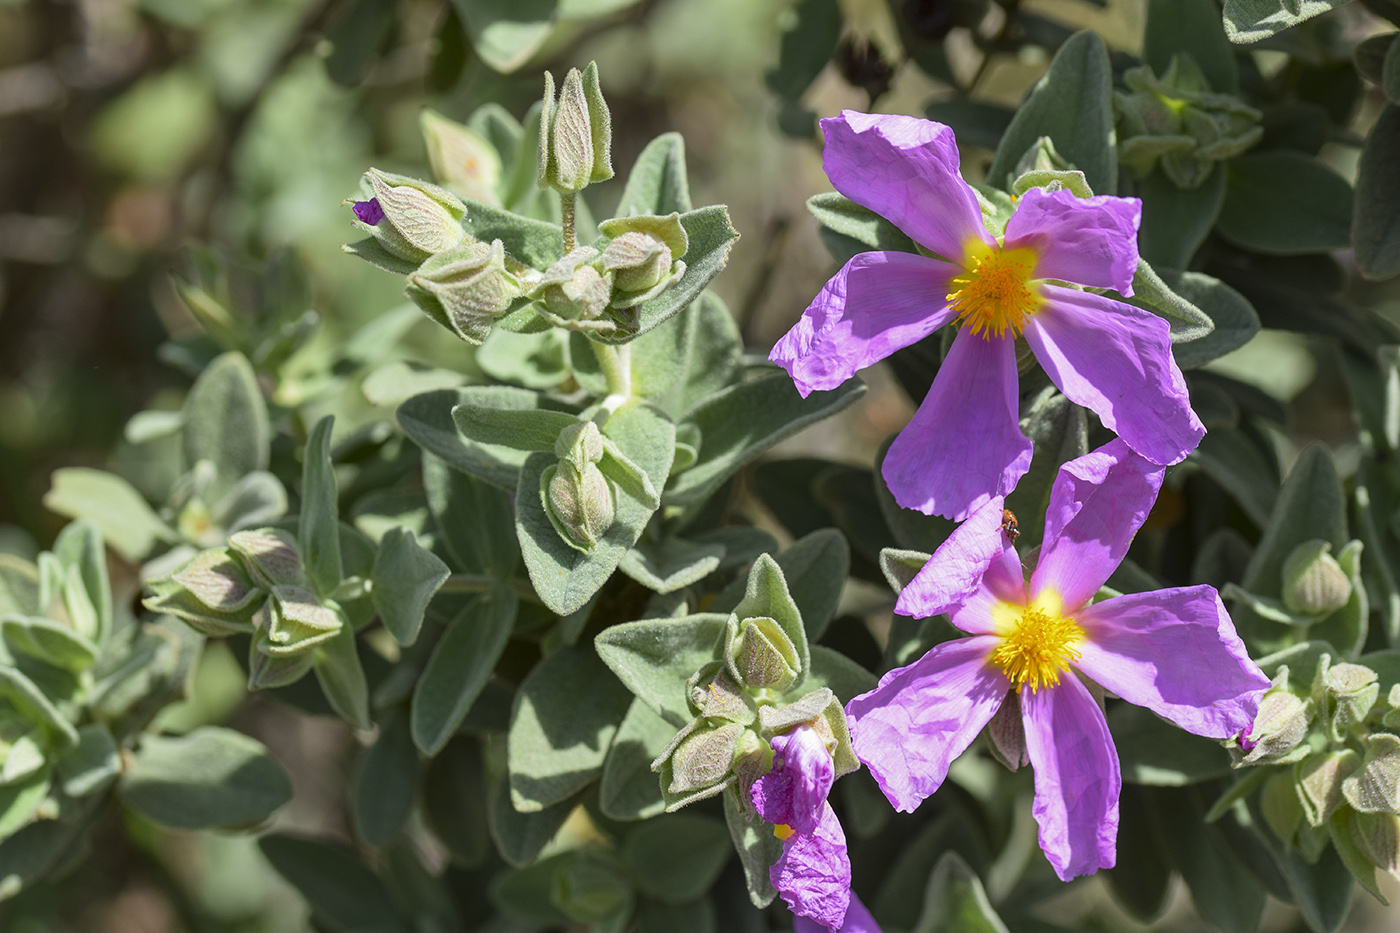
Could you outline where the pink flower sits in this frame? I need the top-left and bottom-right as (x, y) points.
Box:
(750, 726), (854, 931)
(770, 111), (1204, 521)
(352, 198), (385, 225)
(845, 440), (1269, 881)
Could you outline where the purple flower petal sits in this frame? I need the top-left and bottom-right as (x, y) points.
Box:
(772, 803), (850, 931)
(1004, 188), (1141, 296)
(947, 544), (1028, 636)
(352, 198), (384, 225)
(821, 111), (991, 262)
(847, 636), (1008, 811)
(895, 497), (1006, 619)
(1021, 675), (1120, 881)
(883, 330), (1033, 521)
(1075, 585), (1270, 739)
(1025, 286), (1204, 467)
(1030, 439), (1165, 610)
(751, 726), (835, 835)
(795, 893), (882, 933)
(771, 251), (959, 397)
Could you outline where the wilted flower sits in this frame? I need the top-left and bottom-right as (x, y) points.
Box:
(846, 440), (1268, 880)
(771, 112), (1203, 521)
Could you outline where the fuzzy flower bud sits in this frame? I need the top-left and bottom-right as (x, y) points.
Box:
(406, 239), (521, 345)
(1282, 539), (1353, 616)
(351, 168), (467, 264)
(542, 423), (614, 552)
(537, 62), (613, 194)
(1236, 682), (1313, 765)
(734, 616), (802, 692)
(532, 247), (613, 322)
(597, 213), (689, 305)
(420, 108), (503, 205)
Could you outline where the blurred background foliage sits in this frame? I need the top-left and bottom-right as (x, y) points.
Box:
(2, 0), (1400, 930)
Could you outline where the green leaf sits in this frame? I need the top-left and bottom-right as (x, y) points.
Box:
(55, 723), (120, 798)
(43, 468), (176, 562)
(314, 621), (371, 730)
(987, 31), (1116, 195)
(462, 197), (564, 268)
(1242, 444), (1346, 595)
(259, 834), (411, 933)
(371, 528), (449, 646)
(1, 616), (98, 671)
(1131, 261), (1214, 344)
(570, 300), (697, 401)
(1109, 703), (1232, 785)
(594, 614), (727, 726)
(516, 402), (674, 615)
(508, 644), (634, 811)
(353, 712), (420, 847)
(399, 387), (575, 491)
(616, 132), (694, 217)
(1217, 152), (1353, 254)
(54, 520), (111, 643)
(1145, 0), (1238, 92)
(1164, 271), (1261, 369)
(422, 454), (519, 576)
(324, 0), (395, 86)
(0, 667), (77, 748)
(665, 372), (865, 506)
(599, 698), (673, 820)
(1190, 426), (1279, 529)
(635, 898), (716, 933)
(0, 814), (93, 899)
(805, 645), (876, 704)
(910, 851), (1010, 933)
(619, 537), (725, 594)
(0, 767), (50, 840)
(422, 737), (490, 866)
(453, 404), (577, 451)
(182, 352), (269, 495)
(622, 814), (731, 904)
(1354, 103), (1400, 281)
(1138, 166), (1227, 271)
(723, 788), (779, 908)
(923, 100), (1015, 151)
(449, 0), (557, 73)
(0, 556), (39, 618)
(653, 291), (744, 419)
(1149, 787), (1267, 933)
(774, 530), (849, 641)
(299, 416), (342, 598)
(477, 328), (569, 389)
(486, 735), (581, 866)
(806, 192), (917, 254)
(766, 0), (841, 100)
(1222, 0), (1348, 44)
(412, 583), (518, 755)
(119, 726), (293, 829)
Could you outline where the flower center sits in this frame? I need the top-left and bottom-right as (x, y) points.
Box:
(990, 605), (1083, 693)
(947, 241), (1041, 340)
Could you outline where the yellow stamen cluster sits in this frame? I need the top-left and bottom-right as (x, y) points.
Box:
(773, 824), (795, 841)
(990, 606), (1084, 693)
(947, 242), (1041, 339)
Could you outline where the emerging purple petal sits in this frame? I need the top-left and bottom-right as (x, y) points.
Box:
(1004, 188), (1141, 296)
(896, 497), (1006, 620)
(795, 893), (882, 933)
(751, 725), (835, 835)
(883, 330), (1033, 521)
(821, 111), (990, 262)
(1021, 675), (1120, 881)
(1030, 439), (1165, 610)
(1025, 286), (1204, 467)
(1075, 585), (1270, 739)
(353, 198), (385, 225)
(847, 636), (1008, 811)
(771, 251), (959, 397)
(772, 803), (850, 932)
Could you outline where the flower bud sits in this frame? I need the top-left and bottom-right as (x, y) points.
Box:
(1351, 811), (1400, 881)
(228, 528), (304, 588)
(734, 616), (801, 692)
(542, 459), (614, 552)
(1342, 733), (1400, 814)
(420, 108), (502, 205)
(1323, 662), (1379, 741)
(687, 663), (756, 724)
(1236, 685), (1313, 765)
(598, 213), (689, 304)
(554, 420), (606, 469)
(986, 690), (1029, 771)
(406, 239), (521, 345)
(538, 62), (613, 194)
(260, 585), (344, 656)
(1282, 539), (1353, 616)
(351, 168), (467, 264)
(661, 722), (744, 795)
(145, 546), (265, 637)
(532, 247), (613, 322)
(1296, 750), (1361, 826)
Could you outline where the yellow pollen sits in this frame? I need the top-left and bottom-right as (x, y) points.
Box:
(947, 240), (1041, 340)
(990, 604), (1084, 693)
(773, 824), (795, 840)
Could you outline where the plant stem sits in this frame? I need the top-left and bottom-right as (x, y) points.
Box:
(589, 339), (632, 407)
(561, 192), (577, 253)
(440, 574), (544, 606)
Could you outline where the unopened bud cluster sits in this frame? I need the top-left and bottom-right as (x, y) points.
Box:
(1115, 53), (1262, 189)
(543, 422), (616, 551)
(538, 62), (613, 194)
(650, 557), (857, 814)
(145, 528), (347, 689)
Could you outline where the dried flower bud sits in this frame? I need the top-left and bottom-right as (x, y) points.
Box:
(420, 108), (502, 204)
(351, 168), (467, 264)
(407, 239), (521, 345)
(538, 62), (613, 194)
(1282, 539), (1353, 616)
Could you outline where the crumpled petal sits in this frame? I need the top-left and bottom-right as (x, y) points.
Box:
(1025, 286), (1204, 467)
(847, 636), (1008, 811)
(1004, 188), (1141, 296)
(1021, 675), (1120, 881)
(751, 725), (835, 835)
(795, 892), (882, 933)
(1030, 439), (1165, 610)
(1075, 585), (1270, 739)
(772, 802), (850, 931)
(948, 544), (1028, 636)
(896, 497), (1006, 620)
(883, 330), (1033, 521)
(771, 251), (959, 397)
(821, 111), (991, 263)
